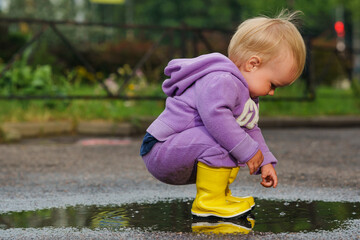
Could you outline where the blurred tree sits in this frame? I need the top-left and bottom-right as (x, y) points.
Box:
(7, 0), (72, 19)
(3, 0), (359, 84)
(342, 0), (360, 20)
(343, 0), (360, 83)
(134, 0), (239, 28)
(3, 0), (356, 37)
(293, 0), (338, 36)
(132, 0), (342, 36)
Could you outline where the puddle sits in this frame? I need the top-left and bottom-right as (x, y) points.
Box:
(0, 199), (359, 234)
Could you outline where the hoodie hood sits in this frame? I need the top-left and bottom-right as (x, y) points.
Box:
(162, 53), (247, 97)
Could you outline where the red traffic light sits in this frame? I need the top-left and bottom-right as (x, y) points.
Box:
(334, 21), (345, 37)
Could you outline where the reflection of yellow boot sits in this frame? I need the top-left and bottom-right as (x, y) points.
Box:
(246, 215), (255, 229)
(191, 162), (251, 218)
(225, 167), (255, 208)
(192, 218), (254, 234)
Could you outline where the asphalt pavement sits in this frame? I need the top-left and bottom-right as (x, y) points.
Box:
(0, 128), (359, 239)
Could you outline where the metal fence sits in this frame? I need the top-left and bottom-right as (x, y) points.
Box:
(0, 17), (354, 102)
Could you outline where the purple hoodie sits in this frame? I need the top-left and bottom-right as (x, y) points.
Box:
(147, 53), (277, 172)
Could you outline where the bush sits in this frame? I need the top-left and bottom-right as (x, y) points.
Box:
(0, 25), (29, 61)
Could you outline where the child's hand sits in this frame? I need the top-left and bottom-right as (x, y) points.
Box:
(260, 164), (278, 188)
(246, 150), (264, 175)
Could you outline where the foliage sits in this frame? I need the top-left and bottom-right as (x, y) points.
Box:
(351, 78), (360, 97)
(1, 0), (356, 81)
(29, 40), (61, 71)
(0, 82), (358, 124)
(0, 48), (72, 110)
(343, 0), (360, 21)
(311, 48), (349, 86)
(0, 25), (29, 61)
(260, 83), (360, 117)
(0, 84), (164, 123)
(0, 0), (359, 123)
(77, 40), (164, 76)
(2, 0), (355, 35)
(1, 49), (69, 97)
(133, 0), (347, 37)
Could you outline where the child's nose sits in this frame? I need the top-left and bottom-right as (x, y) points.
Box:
(268, 89), (275, 96)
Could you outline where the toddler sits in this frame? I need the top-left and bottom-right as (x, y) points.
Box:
(140, 10), (306, 218)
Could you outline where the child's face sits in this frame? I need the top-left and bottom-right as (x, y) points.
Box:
(240, 50), (296, 99)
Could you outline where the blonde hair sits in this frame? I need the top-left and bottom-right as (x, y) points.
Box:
(228, 10), (306, 81)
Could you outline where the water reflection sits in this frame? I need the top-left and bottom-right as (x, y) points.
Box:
(91, 207), (129, 230)
(192, 215), (255, 234)
(0, 199), (359, 234)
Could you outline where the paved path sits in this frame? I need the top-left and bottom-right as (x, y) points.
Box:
(0, 128), (359, 239)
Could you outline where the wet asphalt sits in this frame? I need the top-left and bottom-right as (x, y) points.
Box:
(0, 128), (359, 239)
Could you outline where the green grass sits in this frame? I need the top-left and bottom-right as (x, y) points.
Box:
(0, 84), (165, 123)
(260, 84), (360, 117)
(0, 83), (359, 124)
(0, 99), (165, 123)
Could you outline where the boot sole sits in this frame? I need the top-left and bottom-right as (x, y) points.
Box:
(191, 207), (251, 219)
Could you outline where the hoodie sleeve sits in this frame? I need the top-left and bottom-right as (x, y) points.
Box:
(195, 72), (259, 166)
(245, 126), (278, 174)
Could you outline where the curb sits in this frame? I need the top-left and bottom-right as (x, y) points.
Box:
(1, 116), (360, 142)
(0, 117), (155, 143)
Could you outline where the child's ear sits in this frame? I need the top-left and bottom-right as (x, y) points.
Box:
(245, 56), (261, 72)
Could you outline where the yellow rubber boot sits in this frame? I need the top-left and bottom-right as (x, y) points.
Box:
(191, 162), (251, 218)
(225, 167), (255, 208)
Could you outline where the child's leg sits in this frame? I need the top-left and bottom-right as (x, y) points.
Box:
(143, 126), (252, 218)
(142, 126), (237, 185)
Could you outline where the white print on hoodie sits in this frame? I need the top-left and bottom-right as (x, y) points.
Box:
(236, 98), (259, 129)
